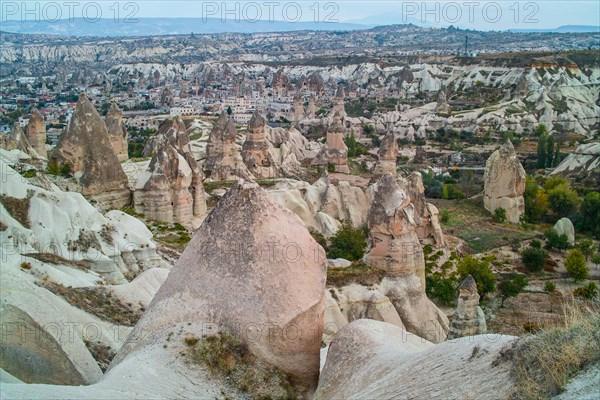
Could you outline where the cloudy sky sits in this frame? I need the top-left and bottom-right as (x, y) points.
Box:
(2, 1), (599, 31)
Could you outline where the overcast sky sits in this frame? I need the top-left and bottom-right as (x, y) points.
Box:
(2, 1), (599, 30)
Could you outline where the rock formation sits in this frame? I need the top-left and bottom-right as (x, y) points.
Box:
(483, 140), (526, 223)
(413, 146), (427, 164)
(330, 85), (347, 118)
(1, 123), (37, 156)
(51, 93), (130, 209)
(447, 275), (487, 340)
(26, 108), (46, 158)
(553, 217), (575, 246)
(435, 89), (451, 115)
(306, 95), (317, 118)
(242, 110), (277, 178)
(311, 112), (349, 173)
(364, 173), (448, 342)
(134, 117), (207, 228)
(408, 172), (445, 247)
(204, 112), (253, 180)
(105, 101), (129, 162)
(291, 94), (305, 122)
(315, 320), (517, 399)
(551, 142), (600, 190)
(374, 131), (398, 175)
(114, 181), (327, 395)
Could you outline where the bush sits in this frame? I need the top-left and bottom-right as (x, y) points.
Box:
(544, 178), (579, 217)
(564, 248), (589, 282)
(498, 274), (528, 307)
(493, 207), (507, 223)
(457, 256), (497, 298)
(439, 209), (450, 224)
(327, 162), (336, 173)
(308, 228), (328, 251)
(327, 224), (367, 261)
(578, 192), (600, 238)
(544, 282), (556, 293)
(344, 132), (367, 158)
(573, 282), (598, 300)
(576, 239), (594, 260)
(544, 229), (570, 252)
(521, 246), (546, 272)
(523, 177), (549, 223)
(426, 273), (457, 306)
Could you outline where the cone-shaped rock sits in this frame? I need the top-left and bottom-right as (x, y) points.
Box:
(26, 108), (47, 158)
(329, 85), (347, 118)
(1, 123), (37, 157)
(204, 112), (253, 180)
(365, 173), (448, 342)
(374, 131), (398, 175)
(242, 110), (277, 178)
(105, 101), (129, 162)
(311, 112), (349, 173)
(135, 117), (207, 228)
(114, 181), (327, 394)
(447, 275), (487, 339)
(483, 140), (526, 223)
(51, 93), (130, 208)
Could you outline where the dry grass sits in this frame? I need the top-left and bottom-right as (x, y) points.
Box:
(510, 298), (600, 399)
(326, 261), (386, 287)
(40, 282), (143, 326)
(84, 339), (115, 372)
(24, 253), (88, 270)
(0, 195), (31, 228)
(188, 332), (300, 399)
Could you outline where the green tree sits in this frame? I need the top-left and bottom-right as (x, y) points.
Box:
(544, 229), (571, 252)
(537, 131), (547, 168)
(523, 177), (549, 223)
(226, 106), (232, 116)
(553, 142), (561, 167)
(579, 192), (600, 238)
(457, 256), (497, 298)
(426, 273), (458, 306)
(521, 246), (546, 272)
(327, 224), (367, 261)
(576, 239), (594, 260)
(344, 132), (367, 158)
(498, 274), (528, 307)
(564, 248), (589, 282)
(493, 207), (507, 223)
(544, 178), (579, 217)
(546, 134), (555, 167)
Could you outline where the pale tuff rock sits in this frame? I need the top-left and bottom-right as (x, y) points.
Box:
(315, 319), (517, 399)
(51, 93), (130, 209)
(329, 85), (347, 118)
(413, 145), (427, 164)
(324, 285), (405, 344)
(374, 131), (398, 175)
(291, 94), (305, 122)
(447, 275), (487, 340)
(105, 101), (129, 162)
(272, 68), (290, 95)
(435, 88), (451, 115)
(306, 95), (317, 118)
(364, 173), (448, 343)
(311, 112), (349, 174)
(265, 125), (322, 172)
(134, 117), (207, 228)
(242, 110), (277, 178)
(113, 182), (327, 395)
(204, 112), (253, 180)
(1, 123), (38, 157)
(483, 140), (526, 223)
(408, 172), (446, 247)
(553, 217), (576, 246)
(26, 108), (47, 158)
(551, 142), (600, 189)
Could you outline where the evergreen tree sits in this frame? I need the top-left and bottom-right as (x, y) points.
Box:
(546, 134), (554, 167)
(553, 142), (561, 167)
(537, 132), (547, 168)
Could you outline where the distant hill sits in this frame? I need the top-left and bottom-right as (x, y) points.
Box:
(510, 25), (599, 33)
(0, 17), (370, 37)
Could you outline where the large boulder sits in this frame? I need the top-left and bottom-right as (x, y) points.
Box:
(553, 217), (575, 246)
(364, 174), (448, 342)
(315, 319), (517, 399)
(113, 181), (327, 395)
(51, 94), (130, 209)
(483, 140), (526, 223)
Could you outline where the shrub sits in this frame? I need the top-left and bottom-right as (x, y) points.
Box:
(493, 207), (507, 223)
(308, 228), (328, 250)
(544, 178), (579, 217)
(544, 229), (570, 252)
(327, 162), (336, 173)
(564, 248), (589, 282)
(425, 273), (457, 306)
(498, 274), (528, 307)
(457, 256), (497, 298)
(573, 282), (598, 300)
(327, 224), (367, 261)
(439, 209), (450, 224)
(544, 282), (556, 293)
(523, 177), (549, 223)
(576, 239), (594, 260)
(578, 192), (600, 238)
(530, 239), (542, 249)
(521, 246), (546, 272)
